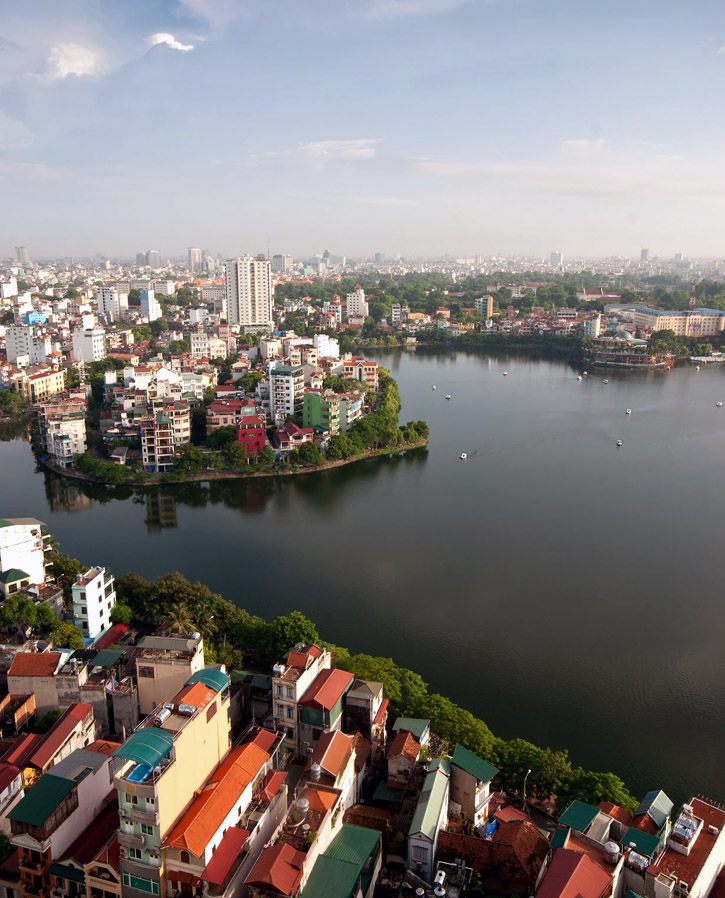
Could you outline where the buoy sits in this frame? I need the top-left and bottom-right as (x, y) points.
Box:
(626, 409), (632, 415)
(577, 376), (582, 381)
(583, 371), (588, 376)
(460, 453), (467, 460)
(696, 366), (700, 371)
(432, 385), (436, 390)
(717, 401), (723, 408)
(603, 379), (609, 384)
(445, 394), (451, 400)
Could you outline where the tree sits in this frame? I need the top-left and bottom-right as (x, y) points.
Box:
(268, 611), (320, 660)
(297, 441), (323, 466)
(47, 549), (86, 597)
(258, 445), (275, 468)
(165, 602), (194, 634)
(0, 594), (37, 636)
(34, 604), (58, 634)
(171, 443), (205, 477)
(327, 435), (356, 460)
(222, 441), (248, 470)
(115, 571), (157, 623)
(35, 708), (63, 733)
(110, 603), (133, 625)
(239, 371), (264, 395)
(51, 622), (85, 649)
(192, 600), (217, 639)
(206, 426), (237, 451)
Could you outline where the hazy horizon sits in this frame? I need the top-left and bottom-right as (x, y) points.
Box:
(2, 0), (724, 259)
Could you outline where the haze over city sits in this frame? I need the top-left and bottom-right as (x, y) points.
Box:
(1, 0), (724, 257)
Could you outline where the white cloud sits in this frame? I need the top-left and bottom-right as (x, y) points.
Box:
(249, 138), (381, 162)
(0, 111), (32, 149)
(46, 43), (104, 80)
(147, 33), (195, 52)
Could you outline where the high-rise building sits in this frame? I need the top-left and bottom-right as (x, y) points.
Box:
(225, 256), (274, 330)
(550, 251), (564, 267)
(97, 287), (121, 322)
(5, 325), (52, 365)
(640, 248), (649, 262)
(474, 295), (494, 318)
(146, 249), (161, 268)
(136, 252), (147, 267)
(15, 246), (29, 265)
(346, 285), (369, 318)
(674, 252), (684, 263)
(188, 246), (202, 273)
(140, 288), (162, 322)
(271, 253), (294, 274)
(374, 252), (384, 264)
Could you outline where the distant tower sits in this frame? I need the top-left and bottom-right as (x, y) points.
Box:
(550, 251), (563, 267)
(640, 248), (649, 262)
(689, 281), (697, 311)
(188, 247), (202, 273)
(15, 246), (29, 265)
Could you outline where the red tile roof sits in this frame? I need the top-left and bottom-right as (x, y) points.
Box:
(1, 734), (43, 768)
(299, 668), (353, 712)
(258, 769), (287, 803)
(8, 652), (61, 678)
(300, 784), (339, 814)
(373, 697), (389, 726)
(286, 651), (311, 670)
(655, 799), (725, 890)
(173, 680), (216, 711)
(84, 740), (120, 757)
(0, 762), (20, 794)
(164, 742), (269, 856)
(598, 802), (632, 826)
(245, 843), (306, 896)
(62, 801), (119, 865)
(308, 730), (353, 779)
(387, 730), (420, 763)
(249, 729), (277, 752)
(632, 812), (660, 835)
(537, 849), (611, 898)
(29, 703), (92, 770)
(200, 827), (249, 885)
(93, 623), (129, 650)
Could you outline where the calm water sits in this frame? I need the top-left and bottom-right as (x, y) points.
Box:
(2, 351), (724, 806)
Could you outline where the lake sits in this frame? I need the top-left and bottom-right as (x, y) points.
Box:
(2, 350), (724, 806)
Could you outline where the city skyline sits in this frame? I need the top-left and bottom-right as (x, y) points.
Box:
(1, 0), (724, 257)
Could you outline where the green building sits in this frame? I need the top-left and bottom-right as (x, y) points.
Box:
(302, 392), (340, 434)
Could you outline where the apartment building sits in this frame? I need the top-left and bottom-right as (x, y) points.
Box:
(302, 391), (340, 435)
(269, 367), (304, 422)
(134, 634), (205, 716)
(140, 290), (162, 323)
(21, 367), (66, 404)
(5, 326), (52, 365)
(341, 359), (379, 391)
(72, 327), (107, 363)
(140, 400), (190, 474)
(0, 518), (51, 590)
(35, 399), (87, 469)
(72, 566), (116, 641)
(190, 332), (228, 360)
(632, 307), (725, 337)
(345, 287), (368, 319)
(225, 257), (274, 331)
(111, 669), (231, 898)
(271, 645), (331, 756)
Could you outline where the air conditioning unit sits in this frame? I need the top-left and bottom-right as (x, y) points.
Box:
(708, 825), (719, 835)
(306, 747), (314, 754)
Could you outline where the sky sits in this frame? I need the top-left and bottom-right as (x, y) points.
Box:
(0, 0), (724, 260)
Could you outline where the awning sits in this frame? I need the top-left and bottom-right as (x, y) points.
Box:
(112, 728), (173, 767)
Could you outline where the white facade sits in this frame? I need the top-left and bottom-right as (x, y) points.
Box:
(323, 299), (343, 325)
(272, 645), (331, 753)
(72, 566), (116, 640)
(72, 327), (107, 362)
(313, 334), (340, 359)
(346, 287), (369, 319)
(45, 412), (87, 468)
(188, 247), (202, 272)
(5, 325), (52, 365)
(225, 257), (274, 330)
(584, 315), (602, 338)
(0, 518), (49, 587)
(97, 287), (125, 322)
(152, 280), (176, 296)
(190, 332), (227, 360)
(269, 366), (304, 421)
(140, 289), (162, 322)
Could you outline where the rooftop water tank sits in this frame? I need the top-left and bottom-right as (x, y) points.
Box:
(434, 871), (447, 886)
(310, 763), (321, 781)
(191, 631), (201, 640)
(434, 887), (446, 898)
(415, 890), (425, 897)
(296, 798), (309, 814)
(153, 708), (171, 726)
(604, 842), (620, 864)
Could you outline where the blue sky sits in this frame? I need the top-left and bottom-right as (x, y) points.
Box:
(0, 0), (724, 259)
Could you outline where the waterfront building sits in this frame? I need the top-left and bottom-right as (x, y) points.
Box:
(271, 644), (331, 756)
(297, 668), (354, 757)
(0, 518), (51, 591)
(474, 295), (494, 318)
(407, 759), (451, 885)
(346, 286), (368, 319)
(341, 359), (379, 391)
(269, 366), (304, 422)
(139, 400), (190, 473)
(225, 257), (274, 331)
(584, 315), (602, 338)
(140, 289), (162, 322)
(633, 307), (725, 337)
(302, 391), (340, 435)
(17, 366), (67, 404)
(111, 669), (231, 898)
(36, 398), (87, 468)
(450, 743), (499, 829)
(337, 394), (364, 433)
(5, 325), (52, 366)
(312, 333), (339, 359)
(236, 415), (267, 458)
(134, 633), (205, 716)
(72, 566), (116, 641)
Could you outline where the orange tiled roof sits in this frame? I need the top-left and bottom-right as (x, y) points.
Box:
(8, 652), (61, 678)
(308, 730), (353, 779)
(299, 668), (353, 712)
(387, 730), (420, 763)
(245, 843), (305, 896)
(173, 680), (216, 710)
(299, 784), (338, 814)
(163, 743), (269, 856)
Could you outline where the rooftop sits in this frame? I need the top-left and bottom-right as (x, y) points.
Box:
(7, 651), (62, 678)
(308, 730), (353, 779)
(409, 759), (451, 842)
(392, 717), (429, 742)
(451, 743), (499, 783)
(299, 668), (354, 712)
(245, 842), (306, 896)
(654, 798), (725, 890)
(537, 848), (611, 898)
(8, 773), (75, 826)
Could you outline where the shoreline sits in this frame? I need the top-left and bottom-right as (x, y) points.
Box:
(38, 438), (428, 488)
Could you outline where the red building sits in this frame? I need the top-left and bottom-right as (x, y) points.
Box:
(236, 415), (266, 458)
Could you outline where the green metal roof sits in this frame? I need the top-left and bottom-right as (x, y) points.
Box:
(558, 800), (600, 832)
(550, 828), (569, 849)
(373, 782), (405, 804)
(451, 744), (499, 783)
(301, 826), (379, 898)
(112, 728), (173, 766)
(409, 760), (451, 842)
(49, 862), (85, 883)
(623, 826), (660, 857)
(0, 568), (29, 584)
(635, 791), (673, 830)
(8, 774), (75, 826)
(392, 717), (429, 742)
(626, 890), (645, 898)
(91, 648), (125, 668)
(186, 668), (229, 693)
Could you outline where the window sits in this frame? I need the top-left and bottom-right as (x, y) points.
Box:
(412, 845), (428, 862)
(286, 707), (294, 719)
(141, 823), (154, 835)
(127, 793), (139, 805)
(276, 685), (283, 697)
(285, 686), (293, 698)
(129, 847), (142, 860)
(206, 703), (217, 722)
(180, 851), (190, 864)
(79, 591), (86, 601)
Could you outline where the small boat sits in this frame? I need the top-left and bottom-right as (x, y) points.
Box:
(696, 366), (700, 371)
(603, 379), (609, 384)
(583, 371), (588, 376)
(616, 440), (623, 447)
(460, 453), (467, 460)
(503, 371), (508, 377)
(445, 394), (451, 400)
(577, 376), (582, 381)
(626, 409), (632, 415)
(717, 401), (723, 408)
(432, 385), (437, 390)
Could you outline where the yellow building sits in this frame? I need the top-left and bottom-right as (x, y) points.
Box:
(20, 367), (66, 403)
(633, 307), (725, 337)
(135, 634), (205, 716)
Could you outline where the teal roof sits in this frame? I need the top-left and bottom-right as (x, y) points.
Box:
(0, 568), (29, 584)
(91, 648), (125, 668)
(301, 826), (379, 898)
(623, 826), (660, 857)
(558, 800), (600, 832)
(392, 717), (429, 742)
(451, 744), (498, 783)
(112, 728), (173, 766)
(409, 760), (451, 842)
(186, 668), (229, 693)
(550, 828), (569, 849)
(8, 774), (75, 826)
(373, 782), (405, 804)
(626, 891), (645, 898)
(49, 862), (85, 883)
(635, 791), (673, 830)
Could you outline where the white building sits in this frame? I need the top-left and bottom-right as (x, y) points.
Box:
(0, 518), (50, 587)
(190, 332), (227, 360)
(189, 307), (208, 325)
(72, 327), (107, 363)
(1, 278), (18, 299)
(584, 315), (602, 338)
(272, 644), (331, 754)
(40, 405), (87, 468)
(152, 279), (176, 296)
(72, 566), (116, 640)
(225, 257), (274, 331)
(550, 251), (564, 267)
(97, 287), (127, 322)
(346, 286), (369, 319)
(140, 288), (162, 322)
(188, 247), (202, 273)
(269, 366), (304, 421)
(313, 333), (340, 359)
(323, 299), (344, 326)
(5, 325), (52, 365)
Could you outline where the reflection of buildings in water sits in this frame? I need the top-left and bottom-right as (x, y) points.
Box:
(144, 492), (178, 531)
(45, 475), (93, 512)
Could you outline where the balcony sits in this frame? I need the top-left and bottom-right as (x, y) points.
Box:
(118, 831), (145, 849)
(126, 805), (160, 825)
